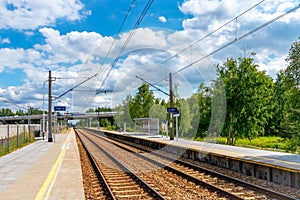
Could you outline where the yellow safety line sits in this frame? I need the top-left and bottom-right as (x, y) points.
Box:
(35, 134), (70, 200)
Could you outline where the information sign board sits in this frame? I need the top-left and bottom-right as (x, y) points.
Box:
(167, 107), (179, 114)
(54, 106), (66, 111)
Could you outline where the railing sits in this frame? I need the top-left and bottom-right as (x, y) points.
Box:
(0, 124), (40, 156)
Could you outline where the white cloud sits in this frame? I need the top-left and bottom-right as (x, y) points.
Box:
(35, 27), (105, 64)
(1, 0), (300, 111)
(158, 16), (167, 23)
(0, 88), (5, 95)
(177, 0), (300, 78)
(179, 0), (300, 31)
(1, 37), (10, 44)
(0, 0), (90, 30)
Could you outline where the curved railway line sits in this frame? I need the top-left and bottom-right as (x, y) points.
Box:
(75, 128), (298, 200)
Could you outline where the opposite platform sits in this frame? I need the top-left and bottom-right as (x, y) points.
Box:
(0, 129), (84, 200)
(102, 129), (300, 188)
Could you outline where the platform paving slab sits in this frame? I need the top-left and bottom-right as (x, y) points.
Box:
(0, 129), (84, 200)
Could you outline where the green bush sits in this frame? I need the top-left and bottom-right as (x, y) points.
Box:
(282, 136), (300, 153)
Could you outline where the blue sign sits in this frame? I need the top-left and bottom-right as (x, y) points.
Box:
(54, 106), (66, 111)
(167, 107), (179, 113)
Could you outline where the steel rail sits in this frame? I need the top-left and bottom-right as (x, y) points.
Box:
(100, 131), (298, 200)
(91, 131), (243, 199)
(75, 129), (116, 200)
(77, 129), (166, 200)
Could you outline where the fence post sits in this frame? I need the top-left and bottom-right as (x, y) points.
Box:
(17, 124), (19, 148)
(24, 125), (26, 142)
(7, 124), (10, 152)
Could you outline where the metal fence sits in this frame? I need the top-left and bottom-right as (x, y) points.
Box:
(0, 124), (40, 154)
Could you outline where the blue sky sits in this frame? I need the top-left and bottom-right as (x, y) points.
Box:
(0, 0), (299, 112)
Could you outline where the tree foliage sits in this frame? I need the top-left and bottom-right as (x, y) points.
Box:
(99, 37), (300, 151)
(129, 83), (155, 119)
(273, 37), (300, 146)
(217, 57), (274, 144)
(0, 108), (14, 116)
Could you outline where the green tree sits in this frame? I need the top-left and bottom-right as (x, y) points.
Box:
(272, 38), (300, 151)
(178, 99), (193, 138)
(149, 104), (167, 121)
(28, 107), (43, 115)
(192, 83), (211, 138)
(115, 95), (134, 130)
(217, 57), (274, 145)
(188, 94), (200, 138)
(129, 83), (155, 119)
(86, 108), (95, 113)
(15, 109), (26, 116)
(0, 108), (14, 116)
(285, 37), (300, 137)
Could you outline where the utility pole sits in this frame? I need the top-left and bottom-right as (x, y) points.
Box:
(48, 70), (53, 142)
(169, 72), (174, 140)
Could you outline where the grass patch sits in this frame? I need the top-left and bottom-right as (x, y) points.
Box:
(193, 136), (299, 153)
(235, 136), (287, 150)
(0, 133), (36, 157)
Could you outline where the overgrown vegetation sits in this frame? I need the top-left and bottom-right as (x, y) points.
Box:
(84, 37), (300, 153)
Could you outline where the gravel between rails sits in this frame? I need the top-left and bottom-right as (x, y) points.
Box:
(78, 129), (228, 199)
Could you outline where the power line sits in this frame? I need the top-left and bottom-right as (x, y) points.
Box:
(0, 98), (28, 110)
(55, 73), (98, 100)
(174, 4), (300, 75)
(136, 75), (169, 96)
(58, 1), (139, 100)
(96, 0), (137, 78)
(98, 0), (154, 90)
(154, 3), (300, 85)
(139, 0), (266, 77)
(78, 0), (154, 108)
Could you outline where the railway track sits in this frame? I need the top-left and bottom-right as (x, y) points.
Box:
(88, 128), (297, 199)
(100, 133), (298, 200)
(76, 128), (297, 200)
(76, 129), (164, 199)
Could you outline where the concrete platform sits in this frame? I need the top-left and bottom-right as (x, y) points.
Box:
(0, 129), (84, 200)
(101, 130), (300, 188)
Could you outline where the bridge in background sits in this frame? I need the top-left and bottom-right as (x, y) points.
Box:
(0, 112), (118, 124)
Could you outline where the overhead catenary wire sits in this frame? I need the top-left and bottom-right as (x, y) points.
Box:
(96, 0), (137, 77)
(153, 2), (300, 85)
(174, 4), (300, 76)
(98, 0), (154, 90)
(56, 0), (138, 100)
(55, 73), (98, 100)
(84, 0), (154, 107)
(0, 98), (28, 110)
(139, 0), (266, 78)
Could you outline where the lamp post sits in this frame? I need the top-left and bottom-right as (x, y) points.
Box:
(96, 107), (100, 130)
(42, 80), (48, 140)
(27, 106), (31, 137)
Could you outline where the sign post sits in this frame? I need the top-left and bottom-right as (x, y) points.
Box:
(173, 113), (179, 141)
(167, 107), (179, 140)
